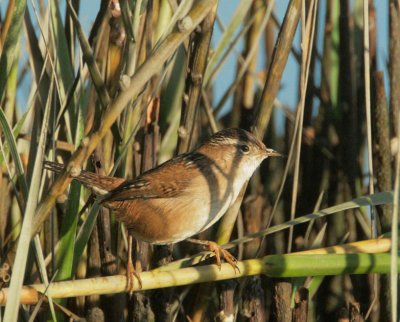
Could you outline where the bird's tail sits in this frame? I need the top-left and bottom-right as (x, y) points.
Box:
(44, 161), (124, 195)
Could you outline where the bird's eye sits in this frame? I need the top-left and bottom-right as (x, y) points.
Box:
(240, 145), (250, 153)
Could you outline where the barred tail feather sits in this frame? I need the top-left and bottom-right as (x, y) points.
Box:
(44, 161), (125, 195)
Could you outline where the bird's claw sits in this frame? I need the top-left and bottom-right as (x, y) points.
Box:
(207, 241), (240, 273)
(126, 258), (142, 294)
(126, 235), (142, 294)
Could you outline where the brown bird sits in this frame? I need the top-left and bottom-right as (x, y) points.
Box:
(45, 128), (281, 290)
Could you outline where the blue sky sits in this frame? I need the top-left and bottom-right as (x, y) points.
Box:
(4, 1), (390, 117)
(209, 0), (389, 117)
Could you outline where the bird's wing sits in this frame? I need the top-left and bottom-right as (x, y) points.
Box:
(100, 153), (205, 202)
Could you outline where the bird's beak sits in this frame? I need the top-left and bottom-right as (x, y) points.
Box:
(265, 148), (283, 157)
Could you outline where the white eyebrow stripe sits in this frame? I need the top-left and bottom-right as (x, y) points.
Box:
(209, 137), (241, 145)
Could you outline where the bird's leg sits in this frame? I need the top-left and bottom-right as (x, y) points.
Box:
(126, 235), (142, 293)
(186, 238), (239, 272)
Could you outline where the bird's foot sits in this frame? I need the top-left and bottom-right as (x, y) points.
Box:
(186, 238), (240, 273)
(126, 236), (142, 294)
(207, 241), (240, 273)
(126, 258), (142, 294)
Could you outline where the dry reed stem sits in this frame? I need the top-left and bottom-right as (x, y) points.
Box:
(254, 0), (301, 138)
(177, 3), (217, 153)
(287, 0), (318, 253)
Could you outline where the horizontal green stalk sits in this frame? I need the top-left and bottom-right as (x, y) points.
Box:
(264, 253), (400, 277)
(2, 252), (399, 304)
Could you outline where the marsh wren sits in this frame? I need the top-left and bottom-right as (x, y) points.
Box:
(45, 128), (280, 285)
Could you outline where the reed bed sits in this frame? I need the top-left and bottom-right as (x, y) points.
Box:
(0, 0), (399, 321)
